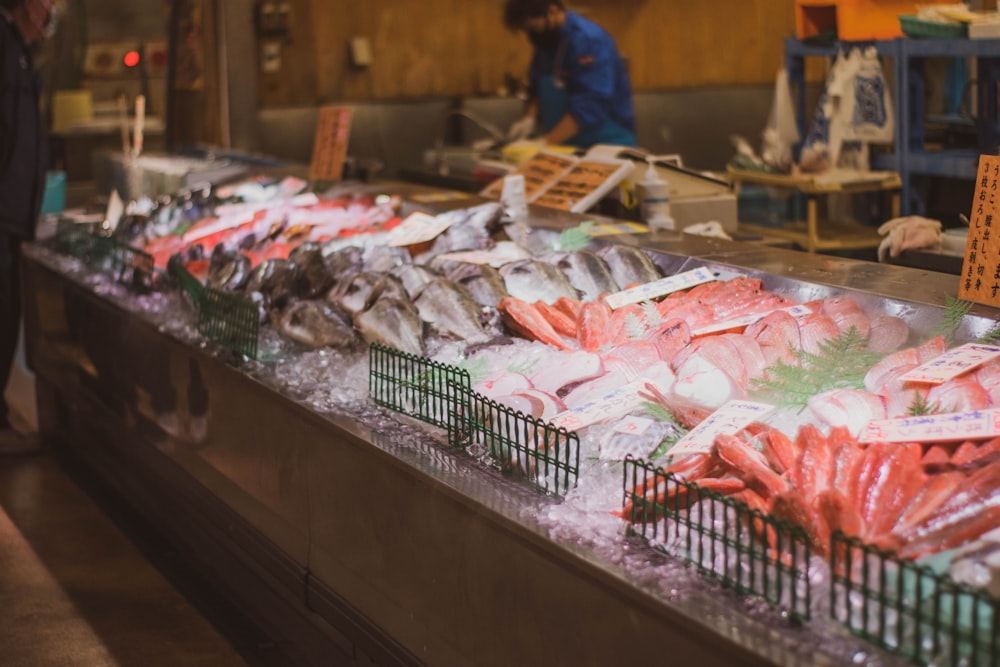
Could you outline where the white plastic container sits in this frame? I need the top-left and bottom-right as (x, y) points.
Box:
(638, 158), (674, 230)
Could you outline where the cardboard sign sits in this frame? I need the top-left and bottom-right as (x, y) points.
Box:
(959, 155), (1000, 306)
(533, 159), (632, 213)
(309, 106), (353, 182)
(481, 150), (577, 201)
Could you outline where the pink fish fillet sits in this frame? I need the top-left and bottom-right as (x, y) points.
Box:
(473, 371), (532, 400)
(864, 347), (920, 393)
(863, 443), (926, 542)
(577, 299), (614, 352)
(745, 310), (802, 367)
(867, 315), (910, 353)
(797, 313), (841, 354)
(821, 297), (871, 338)
(719, 333), (768, 381)
(807, 389), (886, 438)
(603, 340), (662, 380)
(528, 350), (603, 396)
(926, 377), (990, 414)
(645, 318), (692, 363)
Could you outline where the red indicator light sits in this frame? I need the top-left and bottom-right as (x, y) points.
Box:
(123, 50), (140, 68)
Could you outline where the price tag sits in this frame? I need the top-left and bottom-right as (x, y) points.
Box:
(387, 212), (455, 247)
(480, 150), (577, 201)
(959, 155), (1000, 307)
(614, 415), (654, 436)
(501, 174), (529, 222)
(901, 343), (1000, 384)
(860, 409), (1000, 444)
(549, 381), (648, 432)
(604, 267), (715, 310)
(435, 242), (532, 267)
(692, 304), (813, 336)
(667, 400), (775, 460)
(309, 106), (353, 183)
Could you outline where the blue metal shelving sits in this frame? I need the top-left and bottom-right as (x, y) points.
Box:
(785, 35), (1000, 216)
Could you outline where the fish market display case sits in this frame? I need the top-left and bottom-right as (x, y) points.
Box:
(22, 192), (998, 667)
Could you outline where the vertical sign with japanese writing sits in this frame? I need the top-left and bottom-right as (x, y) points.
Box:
(309, 106), (353, 183)
(960, 155), (1000, 306)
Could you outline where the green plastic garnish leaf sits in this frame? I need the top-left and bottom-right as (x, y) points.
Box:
(555, 221), (594, 252)
(928, 293), (975, 346)
(751, 326), (884, 410)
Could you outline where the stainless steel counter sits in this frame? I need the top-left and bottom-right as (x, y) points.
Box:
(22, 206), (979, 667)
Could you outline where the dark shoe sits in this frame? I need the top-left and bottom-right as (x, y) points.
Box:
(0, 428), (42, 456)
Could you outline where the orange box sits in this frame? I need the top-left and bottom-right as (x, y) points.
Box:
(795, 0), (963, 41)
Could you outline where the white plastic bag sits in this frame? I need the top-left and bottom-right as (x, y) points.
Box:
(761, 68), (800, 172)
(838, 47), (894, 144)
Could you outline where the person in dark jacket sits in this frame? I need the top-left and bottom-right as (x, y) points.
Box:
(0, 0), (52, 452)
(504, 0), (635, 148)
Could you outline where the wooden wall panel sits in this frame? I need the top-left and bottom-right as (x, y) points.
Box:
(266, 0), (798, 107)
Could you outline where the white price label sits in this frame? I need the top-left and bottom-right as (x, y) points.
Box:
(604, 267), (716, 310)
(860, 408), (1000, 444)
(667, 400), (775, 460)
(388, 212), (456, 247)
(549, 381), (648, 432)
(900, 343), (1000, 385)
(692, 304), (813, 336)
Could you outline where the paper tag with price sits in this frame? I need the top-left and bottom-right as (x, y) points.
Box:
(860, 408), (1000, 443)
(900, 343), (1000, 384)
(604, 267), (716, 310)
(667, 400), (775, 460)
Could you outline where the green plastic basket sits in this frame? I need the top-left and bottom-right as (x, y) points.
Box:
(900, 15), (968, 39)
(51, 229), (156, 293)
(830, 532), (999, 667)
(621, 456), (813, 621)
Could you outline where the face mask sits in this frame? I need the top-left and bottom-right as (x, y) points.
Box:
(528, 27), (560, 50)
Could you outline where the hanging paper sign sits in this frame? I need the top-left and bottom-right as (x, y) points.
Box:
(959, 155), (1000, 307)
(901, 343), (1000, 384)
(309, 106), (353, 182)
(604, 267), (716, 310)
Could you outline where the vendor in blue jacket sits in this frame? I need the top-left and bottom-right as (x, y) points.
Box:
(504, 0), (636, 148)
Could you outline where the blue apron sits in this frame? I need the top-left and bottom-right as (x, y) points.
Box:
(538, 73), (635, 148)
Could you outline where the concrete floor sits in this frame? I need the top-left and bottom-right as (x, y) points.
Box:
(0, 339), (286, 666)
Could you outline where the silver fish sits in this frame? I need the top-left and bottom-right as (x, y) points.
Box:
(354, 297), (426, 356)
(274, 301), (356, 349)
(205, 251), (253, 292)
(414, 279), (490, 344)
(597, 244), (662, 289)
(499, 259), (579, 305)
(445, 262), (509, 308)
(389, 263), (442, 299)
(363, 245), (411, 273)
(327, 271), (390, 315)
(243, 258), (297, 310)
(291, 245), (336, 298)
(545, 250), (620, 303)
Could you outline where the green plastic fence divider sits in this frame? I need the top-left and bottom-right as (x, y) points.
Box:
(830, 532), (1000, 667)
(368, 343), (472, 433)
(366, 344), (579, 496)
(621, 455), (812, 622)
(198, 287), (259, 359)
(170, 263), (259, 359)
(456, 385), (580, 496)
(51, 229), (156, 292)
